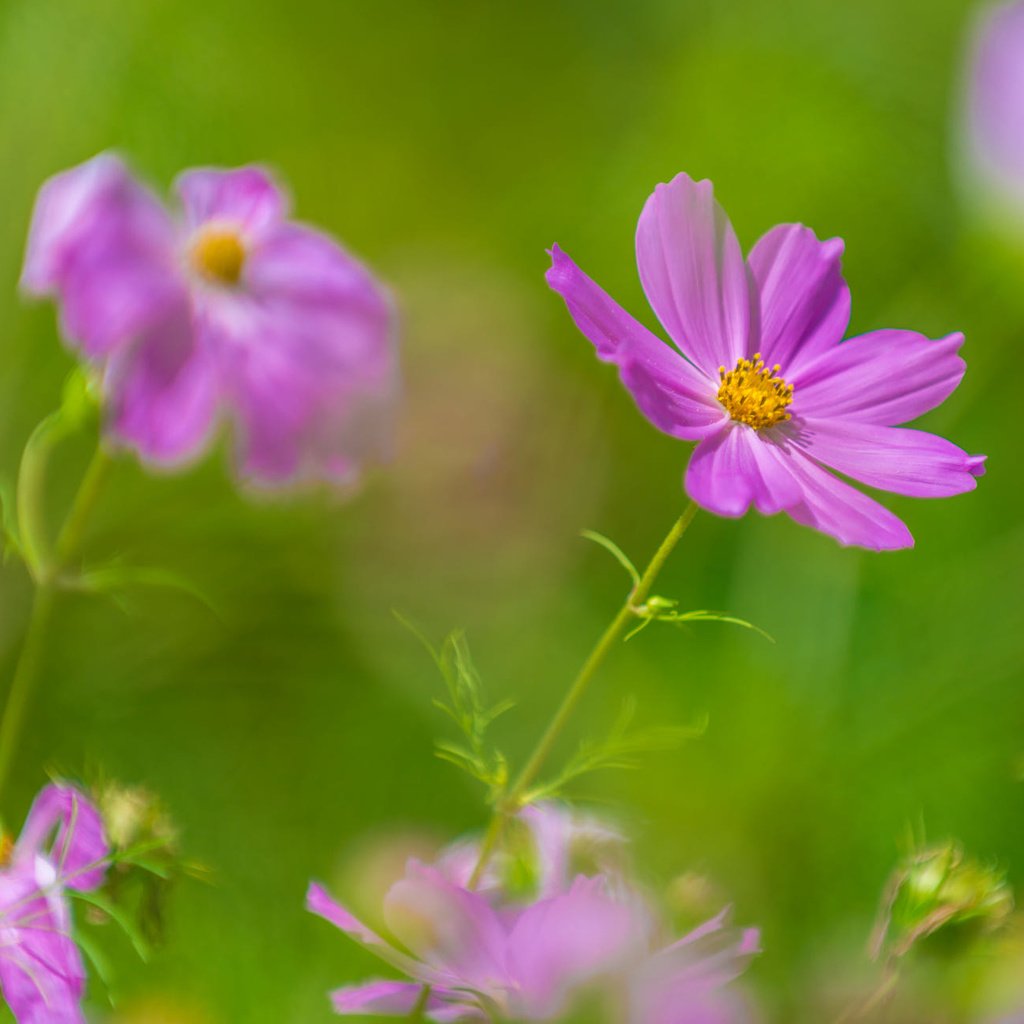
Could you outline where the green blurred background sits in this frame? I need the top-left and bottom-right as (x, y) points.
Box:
(0, 0), (1021, 1020)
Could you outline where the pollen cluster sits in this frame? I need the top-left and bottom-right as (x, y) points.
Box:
(717, 353), (794, 430)
(190, 226), (246, 286)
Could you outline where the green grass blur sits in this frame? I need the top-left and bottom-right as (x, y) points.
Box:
(0, 0), (1020, 1020)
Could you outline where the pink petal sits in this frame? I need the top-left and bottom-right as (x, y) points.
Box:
(546, 246), (725, 440)
(505, 876), (649, 1019)
(205, 299), (395, 489)
(210, 225), (397, 488)
(746, 224), (850, 375)
(104, 301), (220, 467)
(175, 165), (288, 239)
(635, 173), (756, 376)
(684, 425), (804, 518)
(329, 980), (479, 1019)
(21, 153), (179, 358)
(247, 223), (391, 318)
(306, 882), (438, 984)
(15, 785), (108, 893)
(658, 910), (761, 987)
(791, 330), (966, 426)
(0, 871), (88, 1023)
(632, 909), (760, 1024)
(631, 971), (756, 1024)
(0, 939), (87, 1024)
(382, 862), (507, 993)
(788, 418), (985, 498)
(782, 449), (914, 550)
(307, 882), (393, 951)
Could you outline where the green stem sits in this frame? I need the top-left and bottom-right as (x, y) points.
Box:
(0, 441), (111, 804)
(54, 447), (110, 570)
(409, 984), (432, 1021)
(468, 501), (698, 885)
(510, 501), (697, 804)
(16, 413), (66, 580)
(0, 586), (56, 803)
(835, 970), (899, 1023)
(466, 808), (507, 889)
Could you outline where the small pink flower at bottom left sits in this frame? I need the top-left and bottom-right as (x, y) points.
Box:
(0, 783), (109, 1024)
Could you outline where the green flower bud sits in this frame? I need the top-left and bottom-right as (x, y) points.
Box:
(874, 840), (1014, 960)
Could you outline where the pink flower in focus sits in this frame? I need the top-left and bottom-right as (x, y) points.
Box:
(547, 173), (985, 550)
(0, 784), (109, 1023)
(22, 154), (397, 489)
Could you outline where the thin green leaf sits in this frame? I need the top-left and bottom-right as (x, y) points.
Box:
(73, 889), (151, 962)
(530, 700), (707, 800)
(434, 740), (477, 763)
(479, 697), (516, 727)
(59, 367), (100, 430)
(625, 600), (774, 644)
(0, 475), (21, 562)
(72, 928), (115, 999)
(75, 562), (218, 614)
(120, 855), (174, 880)
(668, 609), (775, 643)
(398, 614), (513, 799)
(392, 609), (440, 663)
(580, 529), (640, 588)
(623, 617), (654, 642)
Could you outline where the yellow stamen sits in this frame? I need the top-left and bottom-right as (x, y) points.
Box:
(189, 226), (246, 286)
(0, 833), (12, 867)
(717, 352), (794, 430)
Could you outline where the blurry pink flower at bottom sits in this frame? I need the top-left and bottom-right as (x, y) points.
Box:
(0, 783), (109, 1024)
(546, 172), (985, 550)
(22, 154), (398, 489)
(307, 860), (758, 1022)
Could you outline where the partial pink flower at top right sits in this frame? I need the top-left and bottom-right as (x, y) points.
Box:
(965, 0), (1024, 219)
(546, 173), (985, 550)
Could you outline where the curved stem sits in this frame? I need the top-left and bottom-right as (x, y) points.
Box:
(466, 809), (507, 890)
(16, 414), (66, 580)
(0, 586), (56, 802)
(835, 963), (900, 1023)
(55, 447), (110, 570)
(510, 501), (697, 804)
(468, 501), (698, 886)
(0, 440), (111, 804)
(409, 983), (432, 1021)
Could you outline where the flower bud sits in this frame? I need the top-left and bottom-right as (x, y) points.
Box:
(874, 840), (1013, 959)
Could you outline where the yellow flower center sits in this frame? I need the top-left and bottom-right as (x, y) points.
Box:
(0, 833), (12, 867)
(717, 353), (794, 430)
(189, 226), (246, 286)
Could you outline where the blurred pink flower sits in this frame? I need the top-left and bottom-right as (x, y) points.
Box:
(547, 173), (985, 550)
(22, 154), (397, 489)
(437, 801), (627, 900)
(966, 1), (1024, 215)
(308, 807), (758, 1021)
(0, 783), (109, 1023)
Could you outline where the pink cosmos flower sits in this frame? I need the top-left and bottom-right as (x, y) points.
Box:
(0, 783), (109, 1023)
(308, 807), (759, 1021)
(22, 154), (397, 488)
(546, 173), (985, 550)
(965, 1), (1024, 216)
